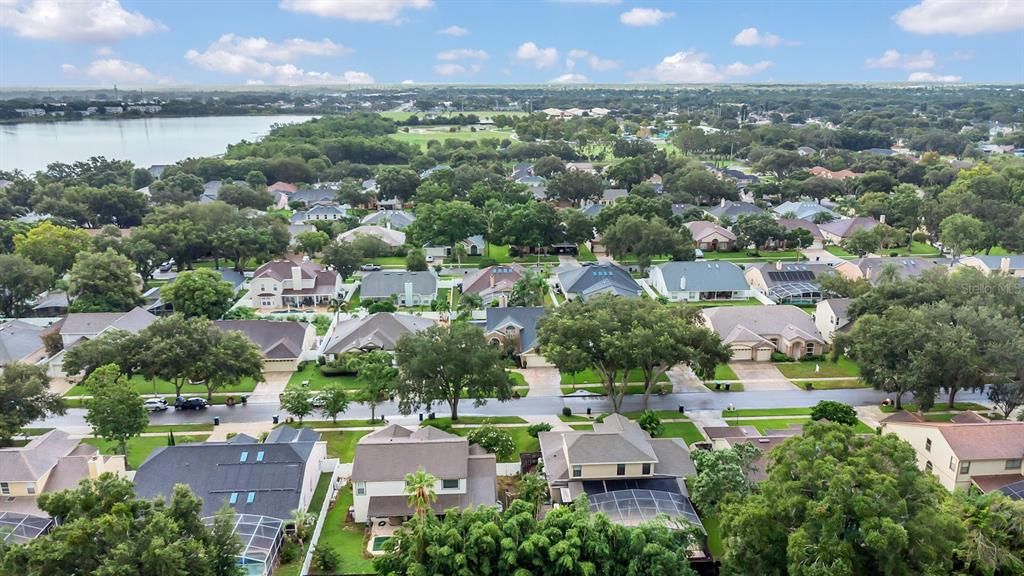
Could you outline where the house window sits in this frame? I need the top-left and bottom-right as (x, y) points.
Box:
(572, 465), (582, 478)
(0, 483), (8, 495)
(959, 461), (971, 474)
(229, 493), (238, 504)
(642, 463), (651, 475)
(616, 464), (626, 476)
(925, 438), (932, 452)
(949, 456), (956, 471)
(442, 479), (459, 490)
(26, 485), (35, 495)
(1007, 459), (1022, 471)
(805, 342), (815, 355)
(246, 492), (255, 504)
(355, 482), (366, 496)
(925, 461), (933, 472)
(505, 326), (516, 336)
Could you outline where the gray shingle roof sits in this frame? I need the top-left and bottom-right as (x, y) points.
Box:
(707, 201), (763, 220)
(0, 430), (89, 482)
(0, 320), (46, 365)
(484, 306), (546, 352)
(360, 210), (415, 230)
(704, 305), (825, 344)
(653, 261), (749, 293)
(352, 425), (469, 482)
(773, 201), (836, 220)
(324, 312), (435, 354)
(359, 271), (437, 299)
(60, 307), (156, 337)
(819, 217), (879, 239)
(462, 264), (524, 296)
(133, 432), (321, 519)
(557, 264), (641, 298)
(214, 320), (310, 360)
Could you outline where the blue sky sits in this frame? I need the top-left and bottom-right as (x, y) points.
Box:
(1, 0), (1022, 87)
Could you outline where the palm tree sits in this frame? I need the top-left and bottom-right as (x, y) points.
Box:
(510, 269), (547, 307)
(456, 292), (482, 317)
(452, 243), (468, 267)
(405, 467), (437, 563)
(289, 508), (317, 545)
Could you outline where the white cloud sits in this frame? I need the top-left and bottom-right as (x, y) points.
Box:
(732, 27), (796, 48)
(279, 0), (433, 23)
(86, 58), (160, 83)
(246, 79), (265, 85)
(272, 66), (374, 84)
(865, 49), (936, 70)
(0, 0), (164, 42)
(895, 0), (1024, 35)
(436, 48), (488, 61)
(184, 33), (363, 84)
(619, 7), (674, 27)
(60, 63), (80, 76)
(633, 50), (772, 82)
(566, 49), (618, 71)
(434, 63), (466, 76)
(192, 34), (349, 64)
(908, 72), (962, 82)
(549, 73), (589, 84)
(95, 46), (115, 57)
(437, 25), (468, 36)
(401, 79), (415, 84)
(515, 42), (559, 68)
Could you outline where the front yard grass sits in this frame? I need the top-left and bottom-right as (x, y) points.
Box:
(657, 422), (704, 444)
(728, 417), (873, 435)
(714, 364), (739, 380)
(84, 434), (209, 469)
(880, 402), (989, 413)
(560, 384), (648, 396)
(322, 430), (370, 462)
(775, 356), (861, 379)
(315, 484), (375, 574)
(507, 371), (527, 386)
(428, 415), (527, 426)
(620, 410), (689, 421)
(66, 374), (258, 397)
(721, 407), (813, 418)
(570, 424), (594, 431)
(280, 419), (384, 429)
(288, 362), (363, 391)
(560, 367), (669, 385)
(577, 243), (597, 262)
(144, 423), (215, 433)
(800, 378), (870, 390)
(558, 413), (592, 422)
(702, 381), (744, 392)
(702, 250), (803, 261)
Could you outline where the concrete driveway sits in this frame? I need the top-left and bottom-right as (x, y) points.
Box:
(515, 367), (563, 397)
(728, 362), (796, 391)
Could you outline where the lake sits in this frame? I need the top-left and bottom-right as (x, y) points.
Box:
(0, 114), (317, 173)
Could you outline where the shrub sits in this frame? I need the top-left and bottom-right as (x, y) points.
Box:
(527, 423), (552, 438)
(467, 425), (516, 460)
(810, 400), (857, 426)
(637, 410), (664, 437)
(477, 257), (498, 269)
(562, 407), (572, 417)
(771, 351), (794, 362)
(312, 545), (340, 572)
(367, 300), (397, 314)
(430, 421), (453, 432)
(912, 232), (928, 243)
(279, 540), (301, 564)
(319, 353), (361, 376)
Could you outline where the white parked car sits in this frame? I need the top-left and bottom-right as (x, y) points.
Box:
(144, 398), (168, 412)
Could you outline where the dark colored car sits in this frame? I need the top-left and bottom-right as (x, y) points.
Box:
(174, 396), (209, 410)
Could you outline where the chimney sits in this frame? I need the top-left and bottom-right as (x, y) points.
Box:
(405, 281), (414, 306)
(679, 275), (686, 290)
(879, 214), (886, 225)
(291, 265), (302, 288)
(489, 270), (496, 288)
(1001, 257), (1011, 274)
(720, 198), (727, 207)
(775, 261), (784, 271)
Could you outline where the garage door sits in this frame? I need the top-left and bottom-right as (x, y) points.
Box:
(755, 348), (773, 362)
(731, 346), (752, 361)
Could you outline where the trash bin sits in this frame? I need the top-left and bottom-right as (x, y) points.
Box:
(213, 417), (220, 426)
(418, 413), (423, 422)
(586, 407), (592, 415)
(240, 395), (248, 405)
(272, 415), (279, 425)
(678, 405), (685, 414)
(428, 412), (435, 420)
(725, 383), (732, 391)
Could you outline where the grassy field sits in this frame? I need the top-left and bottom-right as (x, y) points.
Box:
(658, 422), (704, 444)
(702, 250), (803, 261)
(801, 379), (870, 390)
(359, 255), (407, 267)
(578, 243), (597, 262)
(288, 363), (363, 391)
(714, 364), (739, 380)
(144, 423), (215, 433)
(378, 110), (528, 121)
(826, 245), (855, 258)
(323, 430), (370, 462)
(775, 357), (861, 379)
(451, 426), (538, 462)
(828, 242), (940, 258)
(390, 127), (515, 150)
(730, 417), (873, 435)
(620, 410), (688, 420)
(703, 381), (744, 392)
(721, 407), (813, 418)
(316, 484), (376, 574)
(558, 413), (593, 422)
(65, 374), (258, 397)
(560, 368), (669, 385)
(84, 434), (209, 469)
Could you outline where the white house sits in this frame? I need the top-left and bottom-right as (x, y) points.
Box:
(250, 258), (339, 311)
(647, 261), (753, 302)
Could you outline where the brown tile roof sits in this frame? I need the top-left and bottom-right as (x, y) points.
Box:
(893, 421), (1024, 460)
(972, 473), (1024, 493)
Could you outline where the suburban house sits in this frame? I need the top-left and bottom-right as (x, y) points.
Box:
(483, 306), (549, 367)
(536, 415), (712, 569)
(813, 298), (851, 343)
(775, 218), (824, 244)
(819, 217), (880, 244)
(566, 162), (597, 174)
(48, 307), (157, 377)
(684, 221), (736, 252)
(214, 320), (316, 372)
(321, 312), (435, 359)
(703, 426), (801, 482)
(135, 427), (326, 518)
(647, 261), (753, 302)
(956, 255), (1024, 278)
(834, 257), (943, 285)
(808, 166), (861, 181)
(250, 258), (339, 311)
(773, 201), (837, 221)
(703, 305), (827, 361)
(881, 416), (1024, 494)
(337, 225), (406, 249)
(557, 263), (642, 300)
(0, 430), (126, 517)
(360, 210), (415, 230)
(199, 180), (223, 203)
(359, 270), (437, 306)
(351, 424), (497, 523)
(797, 146), (817, 157)
(461, 264), (525, 306)
(0, 320), (50, 367)
(744, 262), (834, 304)
(290, 202), (350, 224)
(423, 235), (485, 259)
(30, 290), (69, 317)
(706, 200), (764, 222)
(290, 188), (337, 206)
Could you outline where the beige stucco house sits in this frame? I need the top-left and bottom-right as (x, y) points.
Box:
(813, 298), (851, 343)
(250, 258), (339, 311)
(684, 221), (736, 252)
(956, 255), (1024, 278)
(703, 304), (827, 361)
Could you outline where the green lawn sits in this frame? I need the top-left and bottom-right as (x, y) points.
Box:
(281, 419), (384, 429)
(289, 363), (363, 391)
(378, 110), (528, 121)
(451, 426), (538, 462)
(558, 413), (593, 422)
(825, 245), (855, 258)
(577, 243), (597, 262)
(508, 371), (527, 386)
(561, 384), (647, 396)
(560, 368), (669, 385)
(714, 364), (739, 380)
(775, 357), (861, 379)
(84, 434), (209, 469)
(801, 379), (870, 390)
(702, 513), (725, 558)
(145, 423), (215, 433)
(620, 410), (688, 421)
(315, 484), (376, 574)
(308, 471), (333, 514)
(389, 127), (516, 150)
(428, 415), (527, 426)
(880, 402), (989, 414)
(721, 407), (813, 418)
(730, 417), (873, 435)
(702, 250), (803, 261)
(570, 424), (594, 431)
(657, 422), (704, 444)
(703, 381), (744, 392)
(359, 255), (407, 267)
(66, 374), (257, 397)
(323, 430), (370, 462)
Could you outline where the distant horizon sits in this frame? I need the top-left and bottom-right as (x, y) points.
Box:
(1, 1), (1022, 87)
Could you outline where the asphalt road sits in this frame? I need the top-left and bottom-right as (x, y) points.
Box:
(35, 387), (990, 430)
